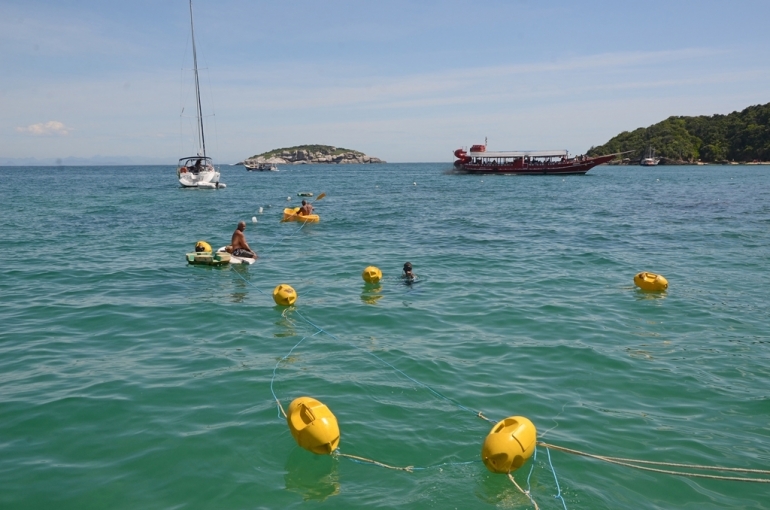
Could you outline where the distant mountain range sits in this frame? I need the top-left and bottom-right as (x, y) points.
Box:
(587, 102), (770, 163)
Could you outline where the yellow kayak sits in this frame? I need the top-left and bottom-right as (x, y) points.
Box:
(282, 207), (319, 223)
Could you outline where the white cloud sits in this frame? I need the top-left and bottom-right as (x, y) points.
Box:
(16, 121), (71, 136)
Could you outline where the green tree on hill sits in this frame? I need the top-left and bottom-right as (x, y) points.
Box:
(587, 102), (770, 163)
(250, 144), (362, 159)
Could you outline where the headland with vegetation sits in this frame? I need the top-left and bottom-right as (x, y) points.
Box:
(587, 102), (770, 164)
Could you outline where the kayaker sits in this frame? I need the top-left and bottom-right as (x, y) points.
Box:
(231, 221), (257, 259)
(298, 200), (314, 216)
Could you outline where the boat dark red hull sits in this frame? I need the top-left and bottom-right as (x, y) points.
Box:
(454, 153), (616, 175)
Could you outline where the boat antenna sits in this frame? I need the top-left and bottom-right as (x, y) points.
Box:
(189, 0), (206, 158)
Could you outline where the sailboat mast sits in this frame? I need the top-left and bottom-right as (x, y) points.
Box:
(189, 0), (206, 158)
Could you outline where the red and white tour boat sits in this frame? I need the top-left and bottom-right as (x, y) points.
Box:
(453, 144), (616, 175)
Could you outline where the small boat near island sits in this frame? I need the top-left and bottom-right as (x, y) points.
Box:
(453, 144), (616, 175)
(640, 146), (660, 166)
(176, 0), (224, 189)
(244, 161), (279, 172)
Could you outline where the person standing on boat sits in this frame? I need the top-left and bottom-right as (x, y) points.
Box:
(231, 221), (257, 259)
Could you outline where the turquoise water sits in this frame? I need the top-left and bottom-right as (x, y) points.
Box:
(1, 163), (769, 509)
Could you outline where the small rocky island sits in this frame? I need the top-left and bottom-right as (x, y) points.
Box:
(241, 144), (385, 166)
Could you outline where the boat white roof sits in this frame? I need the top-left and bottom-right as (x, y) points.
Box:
(469, 150), (569, 158)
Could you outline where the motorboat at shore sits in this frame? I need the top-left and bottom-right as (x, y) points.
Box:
(453, 144), (616, 175)
(244, 161), (278, 172)
(176, 0), (224, 189)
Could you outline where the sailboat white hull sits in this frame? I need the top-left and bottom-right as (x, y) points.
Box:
(178, 169), (221, 188)
(177, 0), (224, 189)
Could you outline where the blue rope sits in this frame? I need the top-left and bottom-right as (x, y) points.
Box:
(229, 265), (267, 296)
(546, 446), (569, 510)
(269, 328), (323, 418)
(292, 308), (497, 424)
(526, 445), (538, 494)
(262, 218), (310, 253)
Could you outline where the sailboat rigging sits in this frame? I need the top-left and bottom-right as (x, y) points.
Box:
(640, 146), (660, 166)
(176, 0), (224, 189)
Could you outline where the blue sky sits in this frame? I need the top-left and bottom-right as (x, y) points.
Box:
(2, 0), (769, 164)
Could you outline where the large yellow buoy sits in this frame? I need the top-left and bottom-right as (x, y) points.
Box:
(286, 397), (340, 455)
(634, 272), (668, 291)
(362, 266), (382, 284)
(273, 284), (297, 306)
(481, 416), (537, 474)
(195, 240), (212, 253)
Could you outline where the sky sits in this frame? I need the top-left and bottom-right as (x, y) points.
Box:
(1, 0), (769, 164)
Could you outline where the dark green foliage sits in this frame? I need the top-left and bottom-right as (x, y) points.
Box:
(250, 144), (362, 159)
(587, 102), (770, 162)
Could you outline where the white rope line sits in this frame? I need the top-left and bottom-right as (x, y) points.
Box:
(539, 442), (770, 483)
(508, 473), (540, 509)
(334, 452), (414, 472)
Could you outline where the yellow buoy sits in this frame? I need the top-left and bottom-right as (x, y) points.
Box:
(273, 284), (297, 306)
(195, 240), (212, 253)
(362, 266), (382, 283)
(286, 396), (340, 455)
(481, 416), (537, 474)
(634, 272), (668, 291)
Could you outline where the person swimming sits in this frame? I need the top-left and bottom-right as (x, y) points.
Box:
(402, 262), (416, 281)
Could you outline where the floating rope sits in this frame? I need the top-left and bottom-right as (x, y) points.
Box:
(518, 445), (568, 509)
(334, 451), (479, 473)
(545, 445), (569, 509)
(292, 308), (497, 425)
(539, 441), (770, 483)
(334, 451), (414, 472)
(230, 267), (267, 297)
(261, 218), (311, 253)
(508, 473), (540, 510)
(269, 329), (323, 418)
(526, 445), (538, 498)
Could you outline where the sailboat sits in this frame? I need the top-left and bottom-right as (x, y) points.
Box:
(176, 0), (224, 189)
(640, 146), (660, 166)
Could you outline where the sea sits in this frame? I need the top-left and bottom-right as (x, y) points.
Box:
(1, 163), (769, 509)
